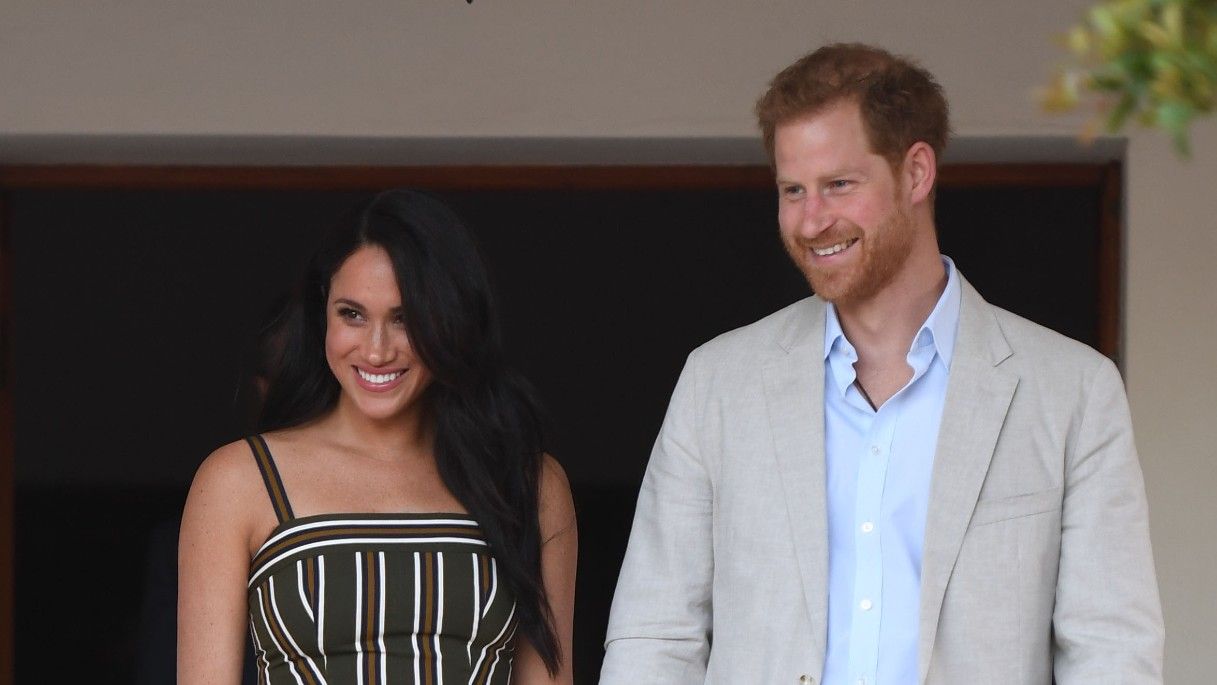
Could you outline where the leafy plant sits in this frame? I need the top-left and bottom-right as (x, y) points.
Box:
(1042, 0), (1217, 155)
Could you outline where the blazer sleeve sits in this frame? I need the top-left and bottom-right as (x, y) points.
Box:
(1053, 356), (1165, 684)
(600, 352), (714, 685)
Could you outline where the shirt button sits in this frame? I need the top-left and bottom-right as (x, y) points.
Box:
(860, 522), (874, 533)
(859, 598), (873, 611)
(799, 676), (813, 684)
(870, 445), (880, 455)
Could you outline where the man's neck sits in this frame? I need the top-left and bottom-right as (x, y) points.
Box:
(836, 248), (947, 363)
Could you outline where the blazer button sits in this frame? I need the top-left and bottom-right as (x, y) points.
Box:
(799, 676), (814, 684)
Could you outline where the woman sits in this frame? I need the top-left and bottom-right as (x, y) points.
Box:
(179, 190), (577, 684)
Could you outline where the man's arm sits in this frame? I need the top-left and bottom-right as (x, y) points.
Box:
(1053, 357), (1164, 683)
(601, 354), (715, 685)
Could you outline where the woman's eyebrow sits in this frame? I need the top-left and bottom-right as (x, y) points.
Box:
(332, 298), (404, 315)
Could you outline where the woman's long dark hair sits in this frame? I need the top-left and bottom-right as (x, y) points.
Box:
(260, 189), (560, 673)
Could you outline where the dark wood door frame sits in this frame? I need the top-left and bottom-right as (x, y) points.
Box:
(0, 160), (1122, 684)
(0, 192), (13, 685)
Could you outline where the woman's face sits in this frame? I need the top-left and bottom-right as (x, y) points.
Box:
(325, 245), (432, 424)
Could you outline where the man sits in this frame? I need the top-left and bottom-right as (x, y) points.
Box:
(600, 44), (1163, 684)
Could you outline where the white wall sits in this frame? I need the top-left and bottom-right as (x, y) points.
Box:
(1125, 120), (1217, 684)
(3, 1), (1214, 680)
(0, 1), (1101, 137)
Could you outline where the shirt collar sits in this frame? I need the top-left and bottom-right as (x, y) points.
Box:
(920, 255), (961, 368)
(823, 256), (962, 394)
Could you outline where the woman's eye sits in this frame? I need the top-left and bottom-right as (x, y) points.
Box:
(337, 307), (363, 321)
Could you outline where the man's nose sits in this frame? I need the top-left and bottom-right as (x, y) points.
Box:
(798, 194), (834, 237)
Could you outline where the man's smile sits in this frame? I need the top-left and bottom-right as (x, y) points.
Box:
(812, 238), (859, 257)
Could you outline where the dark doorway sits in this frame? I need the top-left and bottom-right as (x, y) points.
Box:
(0, 162), (1120, 684)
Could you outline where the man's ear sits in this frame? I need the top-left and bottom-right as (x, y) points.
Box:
(903, 142), (937, 205)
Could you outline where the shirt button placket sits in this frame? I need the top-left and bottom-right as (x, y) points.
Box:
(849, 416), (891, 685)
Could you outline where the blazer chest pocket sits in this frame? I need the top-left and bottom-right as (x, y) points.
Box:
(971, 487), (1062, 527)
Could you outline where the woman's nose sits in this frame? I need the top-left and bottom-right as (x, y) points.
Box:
(364, 323), (395, 365)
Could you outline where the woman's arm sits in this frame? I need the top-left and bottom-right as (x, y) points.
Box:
(512, 455), (578, 684)
(177, 442), (263, 685)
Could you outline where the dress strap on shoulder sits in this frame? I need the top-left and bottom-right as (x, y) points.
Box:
(245, 434), (295, 524)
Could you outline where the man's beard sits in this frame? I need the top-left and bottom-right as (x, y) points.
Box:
(787, 205), (916, 305)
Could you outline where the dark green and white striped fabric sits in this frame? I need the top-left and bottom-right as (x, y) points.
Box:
(245, 435), (518, 685)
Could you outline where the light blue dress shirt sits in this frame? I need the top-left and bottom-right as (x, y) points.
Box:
(820, 257), (961, 685)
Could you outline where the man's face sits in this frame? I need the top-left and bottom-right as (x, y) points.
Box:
(774, 100), (917, 305)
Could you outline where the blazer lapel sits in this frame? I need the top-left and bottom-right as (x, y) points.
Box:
(761, 297), (830, 661)
(917, 280), (1018, 683)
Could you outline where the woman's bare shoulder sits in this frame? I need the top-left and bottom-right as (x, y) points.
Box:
(181, 438), (275, 557)
(185, 437), (290, 523)
(539, 454), (576, 544)
(190, 438), (260, 493)
(540, 454), (572, 496)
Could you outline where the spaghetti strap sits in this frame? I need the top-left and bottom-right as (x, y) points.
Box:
(246, 434), (295, 523)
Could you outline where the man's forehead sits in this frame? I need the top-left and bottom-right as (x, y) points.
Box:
(781, 98), (864, 130)
(774, 126), (882, 179)
(775, 104), (870, 152)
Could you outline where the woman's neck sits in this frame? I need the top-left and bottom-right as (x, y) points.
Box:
(319, 396), (434, 464)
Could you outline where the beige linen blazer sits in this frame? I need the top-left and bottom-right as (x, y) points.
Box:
(601, 278), (1163, 685)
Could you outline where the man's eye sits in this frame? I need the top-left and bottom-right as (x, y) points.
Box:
(781, 185), (804, 198)
(827, 179), (852, 190)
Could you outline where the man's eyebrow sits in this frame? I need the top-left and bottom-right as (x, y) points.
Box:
(775, 168), (866, 185)
(820, 166), (866, 179)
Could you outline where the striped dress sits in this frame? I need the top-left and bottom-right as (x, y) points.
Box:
(245, 435), (519, 685)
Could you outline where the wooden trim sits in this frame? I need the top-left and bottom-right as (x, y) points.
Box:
(0, 191), (13, 685)
(1097, 161), (1123, 363)
(938, 163), (1107, 188)
(0, 162), (1109, 191)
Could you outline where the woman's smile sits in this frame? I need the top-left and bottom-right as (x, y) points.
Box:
(354, 365), (408, 391)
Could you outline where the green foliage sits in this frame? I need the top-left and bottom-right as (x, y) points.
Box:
(1042, 0), (1217, 156)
